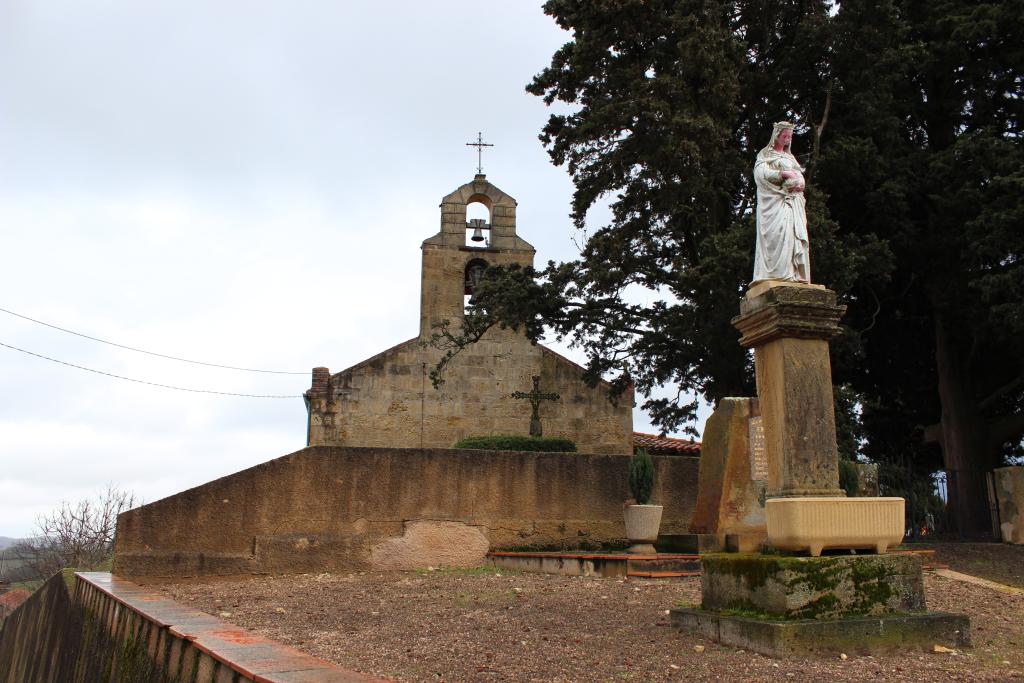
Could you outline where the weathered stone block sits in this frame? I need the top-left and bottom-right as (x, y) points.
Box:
(689, 397), (766, 537)
(700, 553), (925, 619)
(855, 462), (880, 496)
(994, 466), (1024, 543)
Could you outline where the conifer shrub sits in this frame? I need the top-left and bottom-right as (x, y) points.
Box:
(629, 448), (656, 504)
(839, 459), (860, 497)
(453, 435), (577, 452)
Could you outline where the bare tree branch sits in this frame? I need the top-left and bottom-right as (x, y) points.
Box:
(10, 485), (136, 583)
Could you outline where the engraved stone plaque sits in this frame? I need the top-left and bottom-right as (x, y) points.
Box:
(748, 415), (768, 481)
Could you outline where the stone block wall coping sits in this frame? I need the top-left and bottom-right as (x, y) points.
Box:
(75, 572), (388, 683)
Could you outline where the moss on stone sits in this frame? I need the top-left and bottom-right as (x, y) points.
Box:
(790, 593), (840, 619)
(701, 553), (777, 589)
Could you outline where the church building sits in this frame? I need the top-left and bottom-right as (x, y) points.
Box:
(304, 174), (636, 454)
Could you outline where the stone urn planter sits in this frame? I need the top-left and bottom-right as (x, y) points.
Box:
(624, 504), (663, 554)
(625, 449), (662, 554)
(766, 496), (905, 556)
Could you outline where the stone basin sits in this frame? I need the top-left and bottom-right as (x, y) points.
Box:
(765, 496), (905, 556)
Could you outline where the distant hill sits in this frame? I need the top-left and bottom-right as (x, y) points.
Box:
(0, 537), (22, 550)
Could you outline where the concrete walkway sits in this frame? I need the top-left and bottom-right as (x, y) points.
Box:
(931, 568), (1024, 595)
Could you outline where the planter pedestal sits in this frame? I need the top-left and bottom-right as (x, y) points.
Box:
(624, 505), (663, 554)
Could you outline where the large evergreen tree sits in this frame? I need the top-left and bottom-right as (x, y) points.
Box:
(820, 1), (1024, 535)
(432, 0), (1023, 536)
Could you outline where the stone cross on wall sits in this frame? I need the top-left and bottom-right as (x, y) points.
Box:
(511, 375), (560, 437)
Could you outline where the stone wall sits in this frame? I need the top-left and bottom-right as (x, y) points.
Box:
(306, 333), (634, 454)
(113, 446), (700, 577)
(0, 573), (81, 683)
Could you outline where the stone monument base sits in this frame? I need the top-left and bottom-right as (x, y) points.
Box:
(701, 553), (924, 618)
(766, 496), (905, 556)
(677, 553), (970, 656)
(671, 608), (970, 657)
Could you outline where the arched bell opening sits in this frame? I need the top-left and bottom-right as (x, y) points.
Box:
(464, 258), (489, 310)
(465, 200), (491, 246)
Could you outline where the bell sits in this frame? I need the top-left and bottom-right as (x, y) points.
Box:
(468, 218), (487, 243)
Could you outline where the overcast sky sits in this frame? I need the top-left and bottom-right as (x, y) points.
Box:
(0, 1), (706, 537)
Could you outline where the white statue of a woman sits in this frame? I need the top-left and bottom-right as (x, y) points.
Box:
(752, 121), (810, 284)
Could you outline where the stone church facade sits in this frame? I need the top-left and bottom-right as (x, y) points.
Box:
(304, 175), (634, 454)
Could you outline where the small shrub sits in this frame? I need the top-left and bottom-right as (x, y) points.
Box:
(453, 435), (577, 452)
(629, 449), (656, 504)
(839, 459), (860, 497)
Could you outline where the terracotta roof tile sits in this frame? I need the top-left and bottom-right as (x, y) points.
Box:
(632, 432), (701, 455)
(0, 589), (30, 611)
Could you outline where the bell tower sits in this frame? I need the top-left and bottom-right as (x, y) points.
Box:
(419, 174), (535, 337)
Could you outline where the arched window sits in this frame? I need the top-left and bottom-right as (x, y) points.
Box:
(464, 258), (489, 307)
(465, 200), (490, 246)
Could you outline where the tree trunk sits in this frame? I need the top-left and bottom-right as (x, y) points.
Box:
(933, 312), (1000, 537)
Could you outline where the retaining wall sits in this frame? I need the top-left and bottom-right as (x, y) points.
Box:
(0, 572), (81, 682)
(114, 445), (700, 577)
(0, 571), (383, 682)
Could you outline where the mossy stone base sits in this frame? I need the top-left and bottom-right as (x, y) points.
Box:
(701, 553), (924, 619)
(672, 608), (970, 657)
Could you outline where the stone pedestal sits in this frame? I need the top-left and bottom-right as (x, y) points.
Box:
(672, 280), (970, 656)
(699, 553), (925, 619)
(672, 552), (970, 656)
(732, 282), (845, 498)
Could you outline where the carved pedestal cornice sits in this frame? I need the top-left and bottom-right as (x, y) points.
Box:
(732, 283), (846, 348)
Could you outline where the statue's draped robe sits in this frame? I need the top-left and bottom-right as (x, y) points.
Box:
(752, 150), (810, 283)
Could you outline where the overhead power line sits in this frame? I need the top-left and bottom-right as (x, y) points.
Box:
(0, 305), (308, 375)
(0, 340), (303, 398)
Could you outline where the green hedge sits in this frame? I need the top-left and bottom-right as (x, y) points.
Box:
(453, 435), (577, 452)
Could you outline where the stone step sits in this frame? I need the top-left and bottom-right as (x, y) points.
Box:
(626, 555), (701, 575)
(627, 570), (702, 579)
(487, 548), (944, 579)
(655, 533), (724, 554)
(486, 551), (701, 579)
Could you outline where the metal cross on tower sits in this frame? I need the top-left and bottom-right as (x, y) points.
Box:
(465, 132), (494, 174)
(511, 375), (561, 437)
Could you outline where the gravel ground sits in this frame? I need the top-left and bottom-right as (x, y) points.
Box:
(153, 568), (1023, 682)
